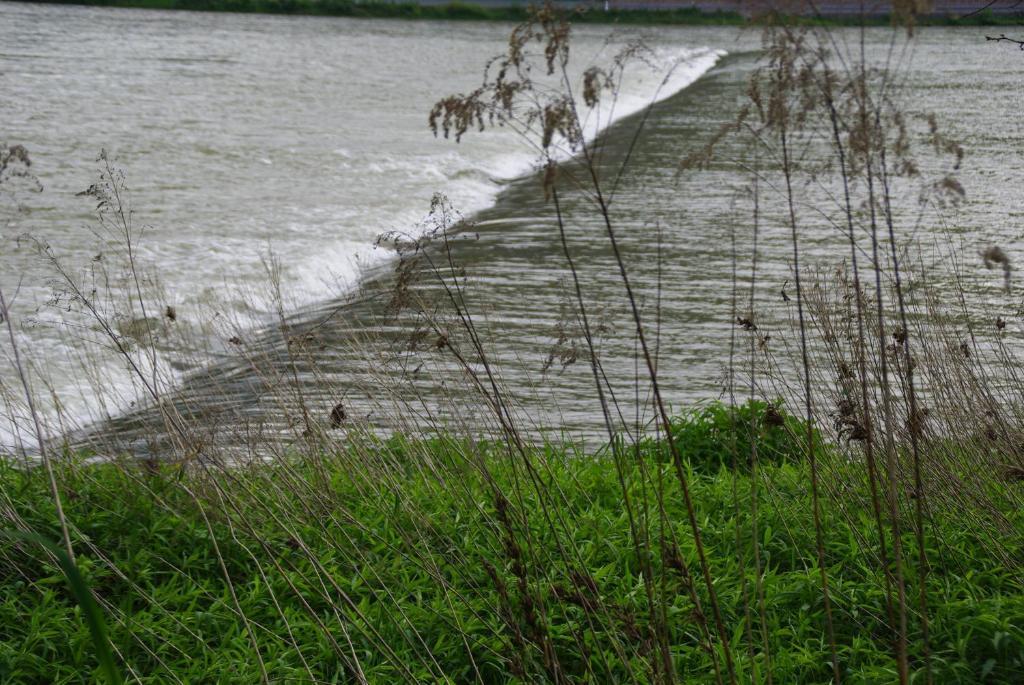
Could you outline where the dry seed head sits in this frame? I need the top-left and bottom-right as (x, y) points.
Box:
(978, 245), (1013, 292)
(581, 66), (611, 109)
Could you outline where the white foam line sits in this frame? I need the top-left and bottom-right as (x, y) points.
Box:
(293, 46), (725, 307)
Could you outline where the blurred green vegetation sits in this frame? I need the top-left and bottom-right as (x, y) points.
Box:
(22, 1), (1024, 26)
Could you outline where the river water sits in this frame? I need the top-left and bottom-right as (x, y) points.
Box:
(1, 2), (1021, 453)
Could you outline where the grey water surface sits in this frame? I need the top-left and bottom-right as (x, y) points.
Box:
(1, 2), (1020, 452)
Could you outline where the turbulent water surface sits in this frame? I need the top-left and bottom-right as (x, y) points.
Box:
(1, 2), (1021, 452)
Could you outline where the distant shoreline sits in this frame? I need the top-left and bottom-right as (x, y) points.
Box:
(12, 0), (1024, 26)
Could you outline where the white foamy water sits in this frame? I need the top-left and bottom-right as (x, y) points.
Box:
(0, 2), (729, 449)
(296, 44), (723, 295)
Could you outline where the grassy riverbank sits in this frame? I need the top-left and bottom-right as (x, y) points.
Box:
(18, 0), (1024, 25)
(2, 404), (1022, 683)
(11, 0), (745, 23)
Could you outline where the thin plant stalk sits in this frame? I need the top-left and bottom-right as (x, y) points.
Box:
(0, 287), (75, 564)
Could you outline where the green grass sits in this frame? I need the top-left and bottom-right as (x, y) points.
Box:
(20, 0), (1024, 26)
(1, 404), (1023, 682)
